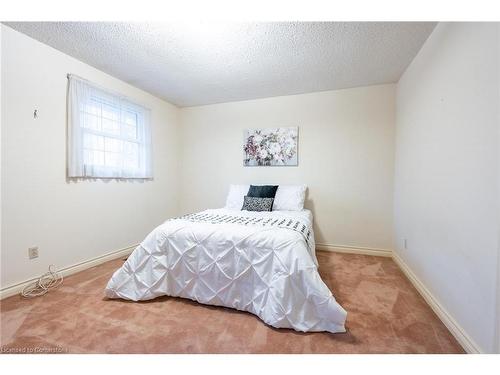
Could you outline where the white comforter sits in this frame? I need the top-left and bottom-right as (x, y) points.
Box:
(105, 208), (347, 333)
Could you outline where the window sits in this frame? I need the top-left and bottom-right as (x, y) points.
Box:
(67, 75), (152, 179)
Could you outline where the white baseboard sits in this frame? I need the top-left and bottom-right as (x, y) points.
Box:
(392, 251), (482, 354)
(316, 243), (392, 257)
(0, 244), (138, 300)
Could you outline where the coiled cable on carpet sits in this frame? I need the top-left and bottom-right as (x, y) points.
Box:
(21, 265), (64, 298)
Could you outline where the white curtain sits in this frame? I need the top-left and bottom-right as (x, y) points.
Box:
(68, 75), (153, 179)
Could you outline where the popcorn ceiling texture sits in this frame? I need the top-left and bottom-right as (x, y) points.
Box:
(4, 22), (435, 107)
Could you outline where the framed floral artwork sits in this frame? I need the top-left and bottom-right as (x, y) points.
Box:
(243, 127), (298, 166)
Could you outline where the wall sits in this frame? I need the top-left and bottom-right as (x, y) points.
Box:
(0, 25), (2, 278)
(497, 23), (500, 354)
(179, 85), (396, 250)
(394, 23), (499, 353)
(1, 25), (181, 288)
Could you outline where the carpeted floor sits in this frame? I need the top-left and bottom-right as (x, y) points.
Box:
(0, 251), (464, 354)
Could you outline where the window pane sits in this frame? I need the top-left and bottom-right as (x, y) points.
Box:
(123, 155), (139, 169)
(105, 152), (121, 168)
(83, 150), (91, 164)
(85, 101), (101, 116)
(124, 141), (139, 157)
(102, 103), (119, 121)
(82, 113), (101, 131)
(105, 137), (122, 153)
(102, 118), (120, 136)
(124, 111), (137, 126)
(124, 125), (138, 140)
(83, 133), (104, 150)
(84, 150), (104, 166)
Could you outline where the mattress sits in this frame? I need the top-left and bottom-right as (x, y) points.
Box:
(105, 208), (347, 333)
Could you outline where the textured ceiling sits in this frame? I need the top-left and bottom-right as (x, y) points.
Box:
(5, 22), (436, 107)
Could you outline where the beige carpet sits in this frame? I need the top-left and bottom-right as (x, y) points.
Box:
(0, 251), (464, 353)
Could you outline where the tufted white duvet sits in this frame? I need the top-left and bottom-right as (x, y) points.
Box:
(105, 208), (347, 333)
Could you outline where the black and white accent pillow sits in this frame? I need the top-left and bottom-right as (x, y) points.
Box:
(241, 196), (274, 212)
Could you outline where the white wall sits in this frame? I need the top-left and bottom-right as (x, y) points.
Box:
(497, 23), (500, 354)
(0, 25), (2, 276)
(179, 85), (396, 250)
(1, 25), (181, 288)
(395, 23), (499, 353)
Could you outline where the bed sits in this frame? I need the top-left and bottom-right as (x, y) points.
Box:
(105, 186), (347, 333)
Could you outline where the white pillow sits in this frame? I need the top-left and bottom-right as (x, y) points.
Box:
(273, 185), (307, 211)
(225, 184), (250, 210)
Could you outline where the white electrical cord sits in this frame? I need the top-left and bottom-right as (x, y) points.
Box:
(21, 265), (64, 298)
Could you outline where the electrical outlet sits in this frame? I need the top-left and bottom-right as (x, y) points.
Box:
(403, 239), (408, 250)
(28, 247), (39, 259)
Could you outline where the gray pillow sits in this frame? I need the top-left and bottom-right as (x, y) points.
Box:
(241, 196), (274, 212)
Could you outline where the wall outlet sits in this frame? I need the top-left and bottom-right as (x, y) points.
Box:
(28, 247), (39, 259)
(403, 239), (408, 250)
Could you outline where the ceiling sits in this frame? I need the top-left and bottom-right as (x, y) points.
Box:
(5, 22), (436, 107)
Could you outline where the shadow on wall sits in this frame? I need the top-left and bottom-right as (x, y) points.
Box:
(304, 191), (325, 244)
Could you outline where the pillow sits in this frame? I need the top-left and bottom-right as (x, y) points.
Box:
(241, 196), (274, 212)
(247, 185), (279, 199)
(225, 184), (250, 210)
(273, 185), (307, 211)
